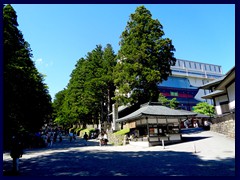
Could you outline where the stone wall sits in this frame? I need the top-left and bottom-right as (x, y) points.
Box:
(107, 132), (125, 146)
(210, 113), (235, 138)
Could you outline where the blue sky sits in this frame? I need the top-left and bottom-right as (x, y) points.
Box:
(11, 4), (235, 100)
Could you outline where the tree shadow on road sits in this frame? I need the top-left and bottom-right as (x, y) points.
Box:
(3, 143), (235, 176)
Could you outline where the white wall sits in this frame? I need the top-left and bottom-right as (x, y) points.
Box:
(215, 105), (222, 115)
(215, 95), (228, 115)
(188, 77), (213, 104)
(227, 82), (235, 110)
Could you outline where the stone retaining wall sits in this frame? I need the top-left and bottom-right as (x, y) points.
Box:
(107, 132), (125, 146)
(210, 113), (235, 138)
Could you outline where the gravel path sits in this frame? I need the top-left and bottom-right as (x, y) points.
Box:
(3, 129), (235, 176)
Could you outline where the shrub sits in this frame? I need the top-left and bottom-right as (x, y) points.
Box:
(114, 128), (130, 135)
(75, 127), (83, 136)
(79, 128), (95, 138)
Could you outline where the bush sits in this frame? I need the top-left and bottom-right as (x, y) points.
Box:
(79, 128), (95, 138)
(75, 127), (83, 136)
(114, 128), (130, 135)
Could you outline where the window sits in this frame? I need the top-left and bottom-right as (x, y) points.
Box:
(206, 65), (210, 71)
(168, 124), (179, 134)
(149, 128), (157, 136)
(218, 66), (221, 73)
(220, 101), (230, 114)
(178, 60), (180, 66)
(170, 92), (178, 96)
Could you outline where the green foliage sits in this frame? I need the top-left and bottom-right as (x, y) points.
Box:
(3, 4), (52, 148)
(79, 128), (95, 137)
(114, 5), (176, 105)
(158, 93), (169, 106)
(75, 127), (84, 135)
(114, 128), (130, 135)
(158, 93), (179, 109)
(53, 44), (116, 128)
(192, 102), (215, 117)
(52, 89), (70, 127)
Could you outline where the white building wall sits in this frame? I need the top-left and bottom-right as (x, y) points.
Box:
(215, 105), (222, 115)
(174, 59), (222, 74)
(170, 59), (223, 106)
(227, 82), (235, 110)
(215, 95), (228, 115)
(188, 77), (212, 104)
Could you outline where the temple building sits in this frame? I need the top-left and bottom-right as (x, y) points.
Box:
(115, 102), (197, 146)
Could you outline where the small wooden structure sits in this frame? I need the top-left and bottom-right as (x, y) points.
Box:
(116, 102), (197, 147)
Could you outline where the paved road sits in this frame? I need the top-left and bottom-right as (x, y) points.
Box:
(3, 129), (235, 176)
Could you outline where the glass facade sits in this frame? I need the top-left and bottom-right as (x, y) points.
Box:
(158, 59), (223, 111)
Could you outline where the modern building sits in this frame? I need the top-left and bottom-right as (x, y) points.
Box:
(158, 59), (223, 110)
(110, 59), (223, 132)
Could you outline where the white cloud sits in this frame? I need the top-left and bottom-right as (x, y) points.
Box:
(35, 58), (43, 65)
(35, 58), (53, 68)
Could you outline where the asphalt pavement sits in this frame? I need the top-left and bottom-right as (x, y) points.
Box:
(3, 128), (235, 176)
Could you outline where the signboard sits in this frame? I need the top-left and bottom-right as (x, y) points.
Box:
(128, 122), (136, 128)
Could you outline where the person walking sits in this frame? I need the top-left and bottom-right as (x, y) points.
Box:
(59, 132), (62, 143)
(98, 132), (104, 146)
(83, 132), (88, 146)
(10, 134), (24, 174)
(103, 132), (108, 146)
(69, 131), (73, 142)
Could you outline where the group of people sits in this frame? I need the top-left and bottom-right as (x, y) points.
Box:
(98, 132), (108, 146)
(8, 128), (110, 174)
(82, 131), (109, 146)
(40, 128), (63, 147)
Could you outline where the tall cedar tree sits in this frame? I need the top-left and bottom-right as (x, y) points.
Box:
(55, 44), (116, 128)
(3, 5), (52, 148)
(114, 6), (176, 105)
(52, 89), (69, 128)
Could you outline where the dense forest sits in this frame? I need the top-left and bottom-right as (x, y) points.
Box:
(52, 44), (117, 129)
(3, 5), (177, 149)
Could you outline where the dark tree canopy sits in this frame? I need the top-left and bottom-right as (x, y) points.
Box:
(114, 5), (176, 105)
(53, 44), (116, 128)
(3, 4), (52, 148)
